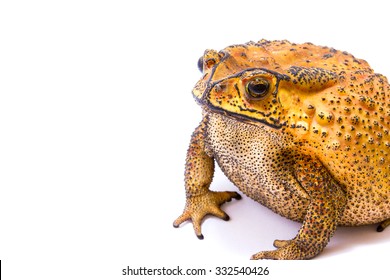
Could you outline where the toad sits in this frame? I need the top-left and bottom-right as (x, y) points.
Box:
(173, 40), (390, 259)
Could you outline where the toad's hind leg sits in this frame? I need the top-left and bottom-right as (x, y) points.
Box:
(252, 157), (347, 260)
(377, 219), (390, 232)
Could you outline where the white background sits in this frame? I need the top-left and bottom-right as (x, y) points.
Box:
(1, 0), (390, 279)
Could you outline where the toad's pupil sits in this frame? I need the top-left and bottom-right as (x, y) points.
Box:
(248, 81), (269, 97)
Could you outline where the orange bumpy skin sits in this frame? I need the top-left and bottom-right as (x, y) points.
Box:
(173, 40), (390, 260)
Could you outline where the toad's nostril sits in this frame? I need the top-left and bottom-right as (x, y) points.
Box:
(202, 49), (220, 70)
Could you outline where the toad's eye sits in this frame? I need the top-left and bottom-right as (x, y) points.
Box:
(245, 78), (270, 99)
(197, 56), (203, 73)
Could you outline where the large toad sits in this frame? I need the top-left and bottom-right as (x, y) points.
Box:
(173, 40), (390, 259)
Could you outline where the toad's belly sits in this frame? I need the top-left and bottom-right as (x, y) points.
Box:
(204, 112), (308, 221)
(214, 152), (308, 222)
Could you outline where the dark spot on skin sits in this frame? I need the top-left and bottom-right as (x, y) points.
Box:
(323, 53), (333, 59)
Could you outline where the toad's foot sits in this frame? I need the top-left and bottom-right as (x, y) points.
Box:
(377, 218), (390, 232)
(251, 239), (310, 260)
(173, 190), (241, 239)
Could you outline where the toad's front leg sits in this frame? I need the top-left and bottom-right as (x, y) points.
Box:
(252, 158), (346, 260)
(173, 119), (241, 239)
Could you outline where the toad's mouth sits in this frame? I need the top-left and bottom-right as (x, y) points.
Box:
(193, 84), (285, 130)
(194, 93), (285, 129)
